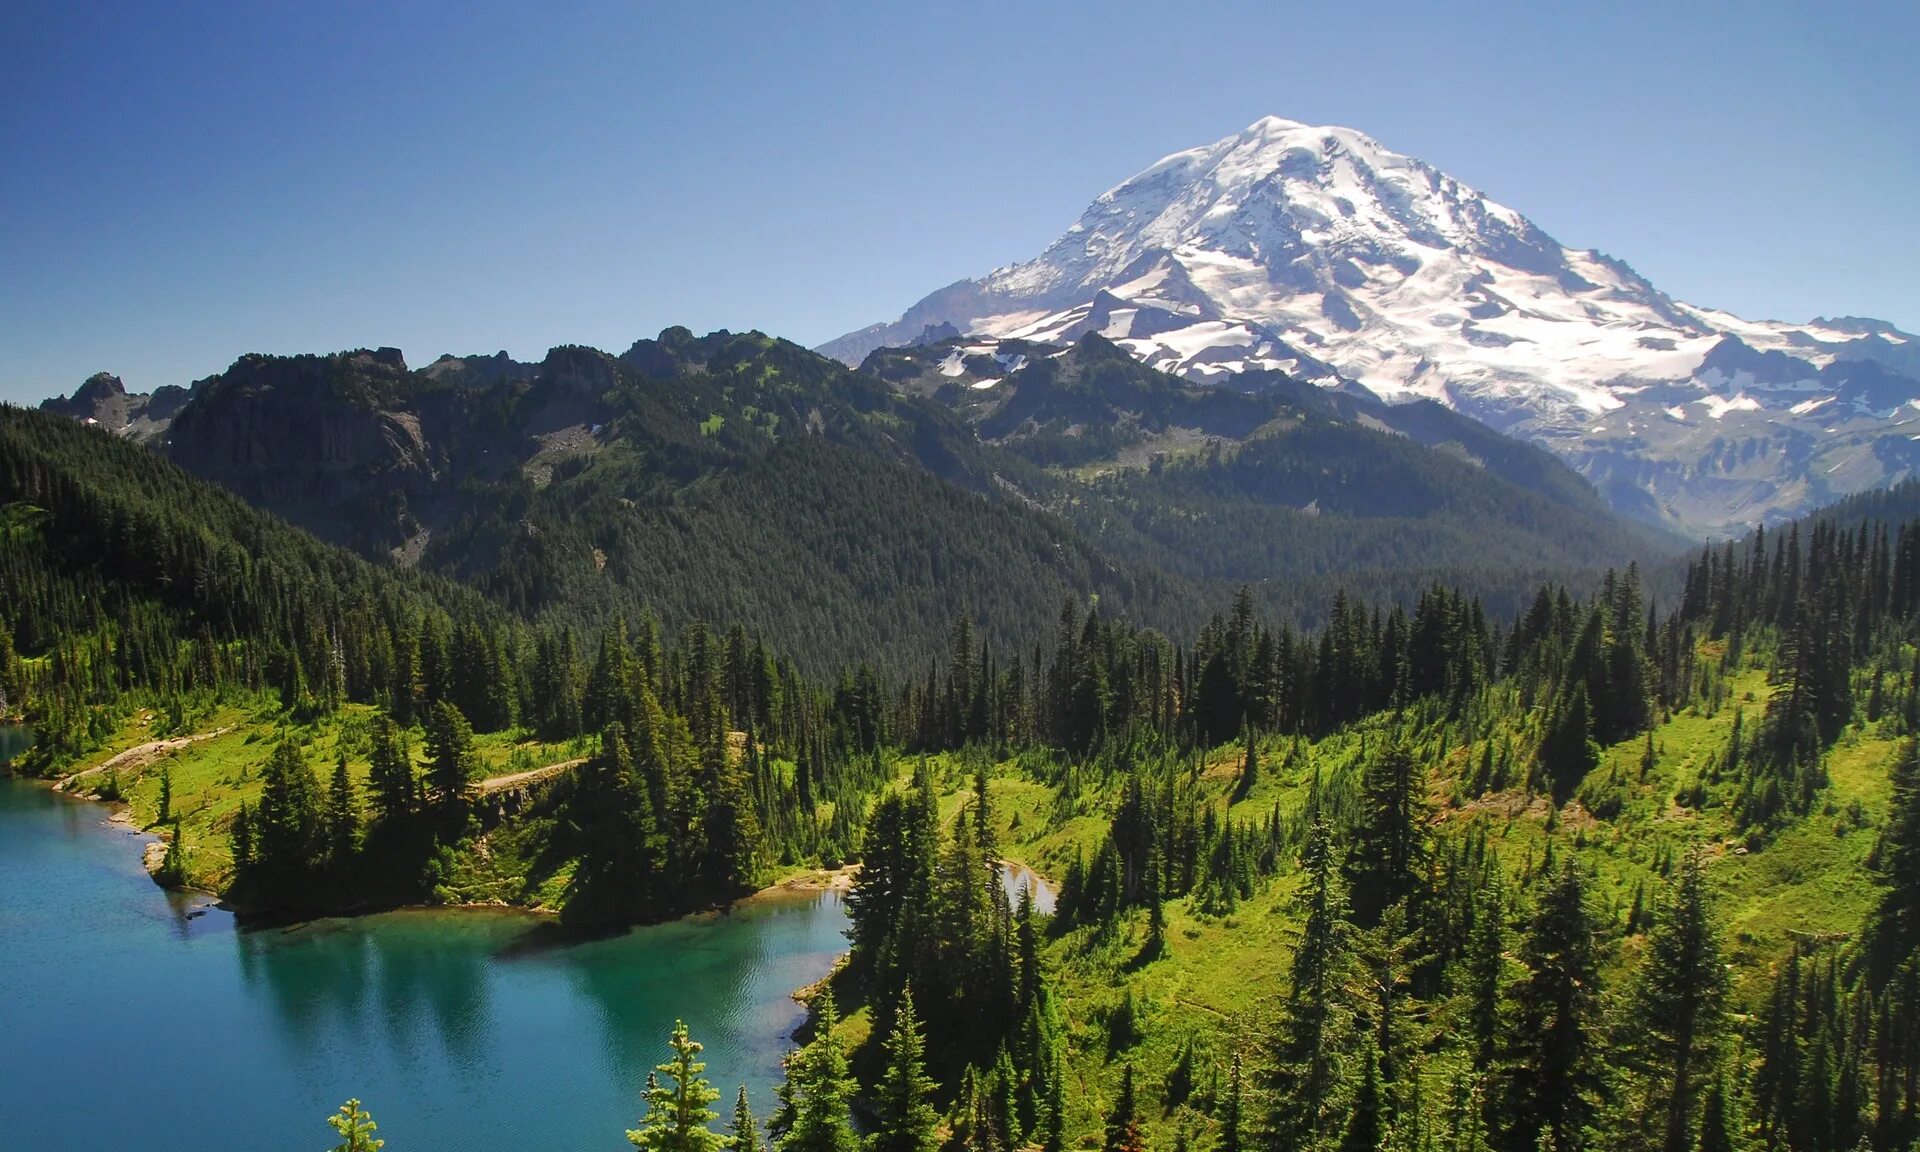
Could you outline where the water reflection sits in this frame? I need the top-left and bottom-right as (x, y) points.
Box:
(234, 913), (495, 1079)
(0, 724), (32, 768)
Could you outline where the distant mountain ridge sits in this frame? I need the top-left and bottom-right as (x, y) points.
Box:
(35, 325), (1678, 668)
(823, 115), (1920, 536)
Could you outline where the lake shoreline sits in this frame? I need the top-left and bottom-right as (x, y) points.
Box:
(16, 767), (859, 936)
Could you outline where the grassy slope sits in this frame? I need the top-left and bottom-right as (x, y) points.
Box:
(921, 646), (1902, 1149)
(50, 695), (584, 903)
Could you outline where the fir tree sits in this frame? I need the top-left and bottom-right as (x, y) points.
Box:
(1338, 1047), (1385, 1152)
(728, 1086), (761, 1152)
(1219, 1050), (1245, 1152)
(424, 699), (479, 808)
(254, 737), (321, 877)
(324, 754), (361, 868)
(1872, 738), (1920, 977)
(628, 1020), (724, 1152)
(1103, 1063), (1138, 1152)
(1269, 811), (1354, 1151)
(1346, 736), (1431, 925)
(1497, 862), (1601, 1152)
(770, 990), (859, 1152)
(871, 989), (940, 1152)
(326, 1098), (384, 1152)
(1628, 848), (1727, 1152)
(365, 714), (415, 825)
(229, 800), (255, 870)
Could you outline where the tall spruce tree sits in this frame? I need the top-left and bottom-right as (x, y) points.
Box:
(1627, 848), (1727, 1152)
(1269, 811), (1355, 1151)
(769, 990), (858, 1152)
(254, 737), (322, 879)
(1346, 735), (1431, 924)
(871, 988), (939, 1152)
(424, 699), (479, 808)
(365, 714), (415, 825)
(1497, 862), (1602, 1152)
(324, 754), (361, 869)
(628, 1019), (724, 1152)
(727, 1086), (761, 1152)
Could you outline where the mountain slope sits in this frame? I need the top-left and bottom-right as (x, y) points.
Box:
(825, 115), (1920, 535)
(40, 326), (1679, 665)
(861, 332), (1681, 621)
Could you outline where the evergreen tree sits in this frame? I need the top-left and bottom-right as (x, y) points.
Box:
(565, 723), (665, 926)
(424, 699), (479, 808)
(326, 1098), (384, 1152)
(1627, 848), (1727, 1152)
(1497, 862), (1602, 1152)
(1466, 876), (1507, 1070)
(1346, 736), (1431, 924)
(1539, 685), (1600, 800)
(629, 1020), (725, 1152)
(1219, 1050), (1245, 1152)
(728, 1086), (761, 1152)
(254, 737), (321, 878)
(365, 714), (415, 825)
(1103, 1063), (1138, 1152)
(1269, 811), (1355, 1151)
(156, 763), (172, 825)
(1338, 1047), (1385, 1152)
(229, 800), (255, 870)
(871, 988), (939, 1152)
(770, 990), (859, 1152)
(324, 754), (361, 868)
(1873, 737), (1920, 977)
(1694, 1066), (1733, 1152)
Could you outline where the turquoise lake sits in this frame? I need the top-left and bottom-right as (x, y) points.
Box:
(0, 765), (850, 1151)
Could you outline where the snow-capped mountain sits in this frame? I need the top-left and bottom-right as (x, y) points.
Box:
(822, 115), (1920, 536)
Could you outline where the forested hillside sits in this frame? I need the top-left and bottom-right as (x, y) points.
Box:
(43, 326), (1679, 669)
(10, 390), (1920, 1150)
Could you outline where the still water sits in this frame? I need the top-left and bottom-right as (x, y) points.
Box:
(0, 772), (849, 1152)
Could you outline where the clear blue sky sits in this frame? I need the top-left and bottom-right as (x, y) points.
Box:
(2, 1), (1915, 402)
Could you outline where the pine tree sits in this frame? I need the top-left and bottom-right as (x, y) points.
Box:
(871, 988), (939, 1152)
(254, 737), (321, 877)
(424, 699), (479, 808)
(1338, 1047), (1385, 1152)
(770, 990), (858, 1152)
(1873, 738), (1920, 977)
(1539, 685), (1600, 799)
(1466, 876), (1507, 1070)
(566, 723), (665, 926)
(1628, 847), (1727, 1152)
(324, 754), (361, 868)
(1103, 1063), (1138, 1152)
(628, 1020), (724, 1152)
(156, 763), (172, 824)
(1695, 1065), (1733, 1152)
(728, 1086), (761, 1152)
(365, 714), (415, 825)
(1269, 811), (1353, 1151)
(156, 822), (187, 885)
(1219, 1050), (1245, 1152)
(229, 800), (255, 870)
(326, 1098), (384, 1152)
(1497, 862), (1601, 1152)
(1346, 736), (1431, 925)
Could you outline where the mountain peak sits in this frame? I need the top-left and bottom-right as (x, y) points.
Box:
(823, 115), (1920, 535)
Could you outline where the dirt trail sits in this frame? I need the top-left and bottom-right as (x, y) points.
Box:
(475, 757), (587, 795)
(56, 727), (235, 789)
